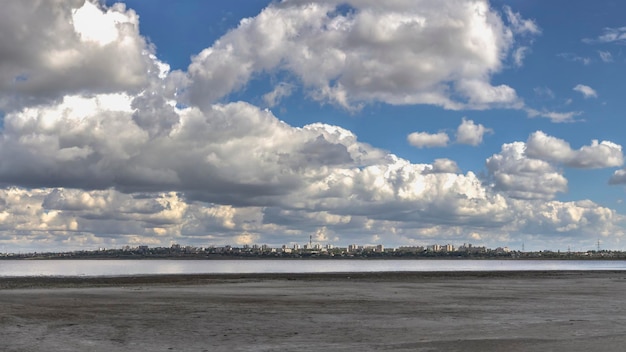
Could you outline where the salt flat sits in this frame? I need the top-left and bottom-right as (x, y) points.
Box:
(1, 271), (625, 351)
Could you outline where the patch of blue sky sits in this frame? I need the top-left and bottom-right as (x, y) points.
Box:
(106, 0), (271, 71)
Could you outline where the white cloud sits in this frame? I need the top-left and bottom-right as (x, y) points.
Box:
(584, 27), (626, 44)
(313, 226), (331, 242)
(3, 180), (622, 252)
(512, 46), (530, 67)
(407, 132), (450, 148)
(503, 6), (541, 35)
(263, 82), (295, 107)
(573, 84), (598, 99)
(533, 86), (555, 99)
(609, 169), (626, 185)
(509, 199), (624, 239)
(486, 142), (567, 200)
(0, 0), (162, 110)
(184, 0), (534, 111)
(233, 232), (260, 246)
(0, 186), (276, 251)
(0, 97), (392, 203)
(456, 118), (493, 146)
(455, 80), (521, 109)
(426, 159), (461, 174)
(0, 1), (623, 251)
(557, 53), (591, 65)
(526, 131), (623, 169)
(72, 1), (123, 45)
(288, 155), (510, 228)
(525, 108), (582, 123)
(503, 6), (538, 70)
(570, 140), (623, 169)
(598, 50), (613, 62)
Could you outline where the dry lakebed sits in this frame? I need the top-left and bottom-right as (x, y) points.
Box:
(1, 271), (626, 351)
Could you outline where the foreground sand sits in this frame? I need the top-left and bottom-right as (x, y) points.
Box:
(1, 271), (625, 351)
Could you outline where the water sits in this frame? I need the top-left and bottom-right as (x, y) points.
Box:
(1, 259), (625, 277)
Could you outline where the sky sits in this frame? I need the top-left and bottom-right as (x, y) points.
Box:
(1, 0), (626, 252)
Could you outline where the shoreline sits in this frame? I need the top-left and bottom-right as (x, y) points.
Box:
(4, 255), (626, 260)
(2, 270), (625, 289)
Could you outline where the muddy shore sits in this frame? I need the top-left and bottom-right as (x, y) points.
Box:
(2, 271), (626, 351)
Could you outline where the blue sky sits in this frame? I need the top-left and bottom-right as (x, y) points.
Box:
(1, 0), (626, 252)
(121, 0), (626, 200)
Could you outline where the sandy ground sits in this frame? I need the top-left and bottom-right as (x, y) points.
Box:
(1, 271), (626, 351)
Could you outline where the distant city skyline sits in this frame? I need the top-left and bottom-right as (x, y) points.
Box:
(1, 239), (613, 256)
(1, 1), (626, 253)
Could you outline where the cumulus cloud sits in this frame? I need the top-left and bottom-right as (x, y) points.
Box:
(485, 131), (623, 201)
(609, 169), (626, 185)
(287, 155), (511, 228)
(456, 118), (493, 146)
(486, 142), (567, 200)
(526, 131), (623, 169)
(183, 0), (535, 111)
(2, 182), (623, 252)
(0, 186), (275, 250)
(486, 131), (624, 200)
(573, 84), (598, 99)
(0, 0), (163, 111)
(0, 0), (623, 252)
(426, 159), (461, 174)
(0, 188), (177, 249)
(407, 132), (450, 148)
(4, 83), (520, 241)
(0, 96), (390, 205)
(509, 199), (624, 239)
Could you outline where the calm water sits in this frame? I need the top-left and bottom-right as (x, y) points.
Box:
(1, 259), (626, 277)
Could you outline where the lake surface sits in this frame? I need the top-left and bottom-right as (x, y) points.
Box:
(1, 259), (626, 277)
